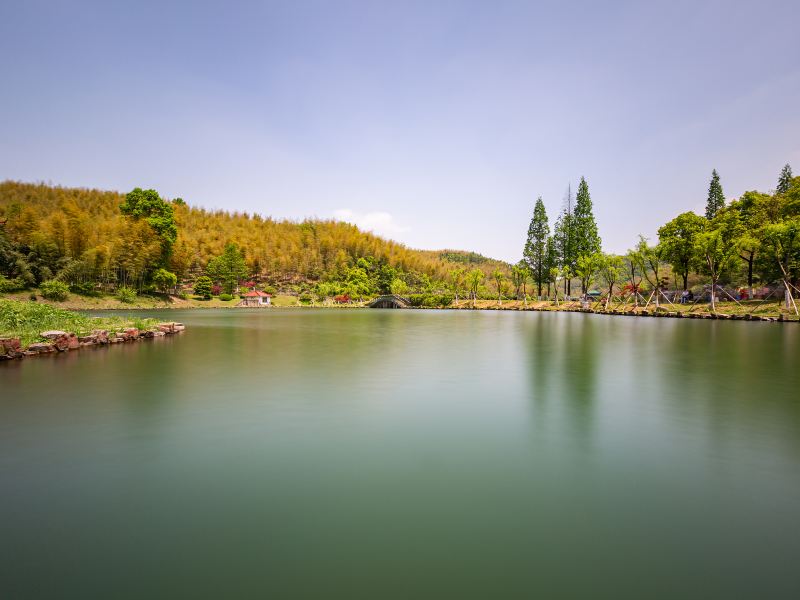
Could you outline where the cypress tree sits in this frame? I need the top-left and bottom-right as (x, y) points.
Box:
(573, 176), (602, 260)
(705, 169), (725, 219)
(777, 163), (793, 195)
(523, 196), (549, 298)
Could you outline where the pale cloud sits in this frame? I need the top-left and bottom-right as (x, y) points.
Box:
(333, 209), (410, 239)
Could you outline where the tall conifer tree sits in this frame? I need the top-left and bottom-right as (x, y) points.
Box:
(523, 196), (549, 297)
(573, 176), (601, 260)
(553, 185), (576, 295)
(777, 164), (793, 195)
(705, 169), (725, 219)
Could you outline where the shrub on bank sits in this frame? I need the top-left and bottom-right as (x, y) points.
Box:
(116, 286), (137, 304)
(0, 275), (27, 293)
(219, 293), (233, 301)
(194, 276), (213, 300)
(407, 294), (453, 308)
(40, 280), (70, 301)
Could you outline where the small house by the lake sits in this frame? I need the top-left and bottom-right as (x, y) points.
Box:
(239, 290), (272, 307)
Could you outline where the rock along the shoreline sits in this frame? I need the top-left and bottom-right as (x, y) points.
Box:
(2, 323), (186, 361)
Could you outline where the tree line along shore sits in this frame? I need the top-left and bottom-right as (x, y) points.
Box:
(1, 164), (798, 318)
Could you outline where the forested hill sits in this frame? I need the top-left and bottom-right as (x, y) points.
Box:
(0, 181), (508, 293)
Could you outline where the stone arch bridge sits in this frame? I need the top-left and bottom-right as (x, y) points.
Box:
(367, 294), (412, 308)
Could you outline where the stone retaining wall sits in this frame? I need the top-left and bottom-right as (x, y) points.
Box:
(0, 323), (185, 361)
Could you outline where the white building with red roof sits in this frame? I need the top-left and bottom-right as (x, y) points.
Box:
(238, 290), (272, 307)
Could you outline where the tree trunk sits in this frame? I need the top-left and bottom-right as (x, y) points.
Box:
(682, 273), (688, 291)
(710, 280), (717, 312)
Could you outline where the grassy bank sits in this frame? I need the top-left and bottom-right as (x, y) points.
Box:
(3, 291), (797, 322)
(1, 290), (303, 310)
(450, 298), (800, 320)
(0, 299), (157, 347)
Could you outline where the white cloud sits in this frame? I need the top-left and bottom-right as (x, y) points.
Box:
(333, 209), (410, 239)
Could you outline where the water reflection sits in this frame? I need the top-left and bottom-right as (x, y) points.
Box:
(2, 309), (800, 598)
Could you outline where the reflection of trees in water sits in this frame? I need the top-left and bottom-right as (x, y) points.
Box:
(561, 315), (598, 445)
(656, 320), (800, 456)
(525, 313), (599, 449)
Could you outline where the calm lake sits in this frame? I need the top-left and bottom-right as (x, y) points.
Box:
(2, 309), (799, 598)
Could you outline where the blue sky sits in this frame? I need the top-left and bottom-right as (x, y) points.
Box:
(1, 0), (798, 261)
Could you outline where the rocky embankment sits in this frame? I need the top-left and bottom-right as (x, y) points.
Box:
(0, 322), (185, 360)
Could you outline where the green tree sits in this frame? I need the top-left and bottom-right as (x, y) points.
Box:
(342, 263), (373, 301)
(389, 277), (408, 296)
(599, 254), (623, 309)
(633, 236), (668, 308)
(120, 188), (178, 264)
(730, 191), (771, 295)
(375, 262), (396, 294)
(193, 276), (213, 300)
(696, 212), (740, 312)
(547, 266), (560, 303)
(206, 243), (249, 294)
(511, 262), (528, 303)
(466, 269), (483, 307)
(553, 188), (575, 296)
(152, 268), (178, 294)
(657, 211), (705, 290)
(315, 281), (343, 302)
(544, 236), (557, 299)
(705, 169), (725, 220)
(777, 164), (793, 195)
(492, 269), (504, 305)
(623, 250), (643, 307)
(575, 252), (602, 297)
(761, 217), (800, 314)
(573, 177), (602, 277)
(449, 268), (465, 302)
(40, 280), (69, 301)
(523, 197), (550, 298)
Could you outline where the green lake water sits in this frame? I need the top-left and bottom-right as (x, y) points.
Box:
(1, 309), (799, 598)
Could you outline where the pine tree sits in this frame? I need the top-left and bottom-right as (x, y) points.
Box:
(705, 169), (725, 220)
(573, 176), (602, 261)
(523, 196), (549, 298)
(777, 164), (793, 195)
(553, 185), (576, 295)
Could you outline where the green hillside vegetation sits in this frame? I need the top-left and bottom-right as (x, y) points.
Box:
(0, 181), (509, 304)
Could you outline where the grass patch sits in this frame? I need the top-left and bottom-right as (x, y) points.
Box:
(0, 299), (157, 347)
